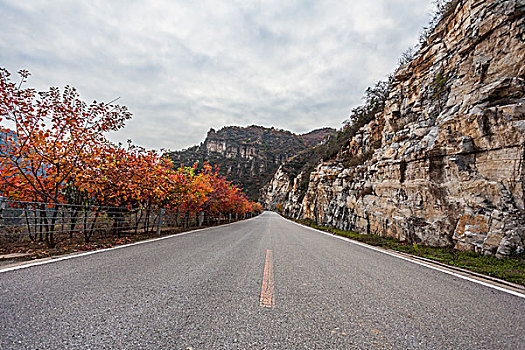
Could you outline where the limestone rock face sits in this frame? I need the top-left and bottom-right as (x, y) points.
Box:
(262, 0), (525, 257)
(261, 166), (291, 210)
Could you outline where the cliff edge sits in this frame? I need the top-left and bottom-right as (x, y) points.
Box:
(262, 0), (525, 257)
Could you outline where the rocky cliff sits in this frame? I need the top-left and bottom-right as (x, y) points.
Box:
(262, 0), (525, 257)
(169, 125), (334, 201)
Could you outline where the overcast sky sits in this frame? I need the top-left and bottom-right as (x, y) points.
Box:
(0, 0), (434, 151)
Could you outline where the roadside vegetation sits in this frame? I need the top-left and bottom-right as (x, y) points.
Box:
(0, 213), (253, 263)
(0, 67), (262, 253)
(290, 217), (525, 286)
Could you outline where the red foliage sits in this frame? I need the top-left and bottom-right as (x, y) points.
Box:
(0, 68), (131, 203)
(0, 67), (261, 217)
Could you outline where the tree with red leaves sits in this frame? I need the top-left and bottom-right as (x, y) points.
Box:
(0, 67), (261, 246)
(0, 68), (131, 204)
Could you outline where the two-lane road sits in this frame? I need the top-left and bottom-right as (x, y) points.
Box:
(1, 211), (524, 349)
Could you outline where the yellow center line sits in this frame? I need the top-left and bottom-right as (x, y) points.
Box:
(259, 249), (275, 308)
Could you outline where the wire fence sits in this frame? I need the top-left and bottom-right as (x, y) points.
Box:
(0, 198), (255, 247)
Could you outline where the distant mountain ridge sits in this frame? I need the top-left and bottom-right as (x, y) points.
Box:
(168, 125), (335, 200)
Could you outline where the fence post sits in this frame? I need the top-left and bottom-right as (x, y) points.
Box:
(157, 208), (165, 235)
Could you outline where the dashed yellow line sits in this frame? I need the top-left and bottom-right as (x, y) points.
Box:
(259, 249), (275, 308)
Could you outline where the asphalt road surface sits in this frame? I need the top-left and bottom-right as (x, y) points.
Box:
(1, 211), (524, 349)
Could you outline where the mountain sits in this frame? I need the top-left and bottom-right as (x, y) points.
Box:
(262, 0), (525, 257)
(168, 125), (335, 201)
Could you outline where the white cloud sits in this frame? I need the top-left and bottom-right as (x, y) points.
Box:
(0, 0), (434, 150)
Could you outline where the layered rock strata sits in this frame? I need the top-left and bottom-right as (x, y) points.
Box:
(262, 0), (525, 257)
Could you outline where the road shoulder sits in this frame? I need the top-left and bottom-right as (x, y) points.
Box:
(283, 214), (525, 299)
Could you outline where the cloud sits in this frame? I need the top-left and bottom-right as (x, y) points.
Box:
(0, 0), (434, 150)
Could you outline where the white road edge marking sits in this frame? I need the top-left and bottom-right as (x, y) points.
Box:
(285, 217), (525, 300)
(0, 216), (259, 274)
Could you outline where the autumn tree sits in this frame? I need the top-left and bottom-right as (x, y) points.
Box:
(0, 68), (131, 204)
(0, 67), (131, 246)
(0, 67), (261, 246)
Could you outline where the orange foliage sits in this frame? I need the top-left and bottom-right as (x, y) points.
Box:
(0, 68), (261, 216)
(0, 68), (131, 203)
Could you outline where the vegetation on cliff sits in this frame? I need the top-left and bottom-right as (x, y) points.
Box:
(276, 78), (391, 200)
(275, 0), (462, 197)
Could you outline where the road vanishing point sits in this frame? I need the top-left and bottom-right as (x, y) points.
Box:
(1, 211), (524, 349)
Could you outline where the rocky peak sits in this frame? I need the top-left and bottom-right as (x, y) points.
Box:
(169, 125), (336, 201)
